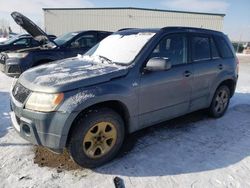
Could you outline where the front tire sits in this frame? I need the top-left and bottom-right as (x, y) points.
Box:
(68, 108), (125, 168)
(209, 85), (230, 118)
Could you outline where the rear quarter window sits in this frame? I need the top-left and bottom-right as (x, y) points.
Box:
(210, 38), (220, 59)
(214, 36), (234, 58)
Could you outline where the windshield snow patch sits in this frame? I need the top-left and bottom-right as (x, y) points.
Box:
(85, 32), (156, 64)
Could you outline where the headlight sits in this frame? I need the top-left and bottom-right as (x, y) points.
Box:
(25, 92), (64, 112)
(7, 52), (28, 58)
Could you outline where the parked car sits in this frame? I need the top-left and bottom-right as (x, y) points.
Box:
(0, 12), (111, 77)
(0, 34), (56, 53)
(10, 27), (238, 168)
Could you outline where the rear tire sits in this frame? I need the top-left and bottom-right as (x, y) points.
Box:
(209, 85), (230, 118)
(68, 108), (125, 168)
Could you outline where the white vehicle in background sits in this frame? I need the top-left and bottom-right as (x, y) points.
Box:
(0, 32), (18, 43)
(0, 37), (8, 43)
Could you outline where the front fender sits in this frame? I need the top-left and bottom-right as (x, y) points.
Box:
(57, 82), (138, 148)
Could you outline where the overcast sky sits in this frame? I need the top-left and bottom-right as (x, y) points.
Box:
(0, 0), (249, 41)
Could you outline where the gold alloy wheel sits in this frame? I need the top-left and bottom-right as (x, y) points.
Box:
(83, 122), (117, 159)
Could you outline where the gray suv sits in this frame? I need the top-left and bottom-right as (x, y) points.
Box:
(10, 27), (238, 168)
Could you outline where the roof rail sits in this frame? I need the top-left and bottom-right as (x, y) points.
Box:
(117, 28), (137, 31)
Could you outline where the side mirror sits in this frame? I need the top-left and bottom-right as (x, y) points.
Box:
(145, 57), (172, 71)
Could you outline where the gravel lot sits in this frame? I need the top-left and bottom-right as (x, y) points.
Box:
(0, 55), (250, 188)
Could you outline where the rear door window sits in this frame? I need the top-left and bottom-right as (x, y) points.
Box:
(71, 34), (97, 48)
(191, 36), (211, 62)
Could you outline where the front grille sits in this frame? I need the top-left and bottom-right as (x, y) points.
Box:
(8, 65), (21, 73)
(12, 83), (31, 103)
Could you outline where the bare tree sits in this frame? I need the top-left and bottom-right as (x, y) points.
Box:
(0, 18), (10, 37)
(8, 26), (12, 33)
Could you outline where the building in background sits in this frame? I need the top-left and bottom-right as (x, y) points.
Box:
(43, 7), (225, 36)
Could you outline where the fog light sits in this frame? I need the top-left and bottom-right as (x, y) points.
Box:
(22, 124), (31, 136)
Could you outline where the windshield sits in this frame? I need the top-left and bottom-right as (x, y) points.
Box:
(85, 32), (156, 65)
(54, 32), (79, 46)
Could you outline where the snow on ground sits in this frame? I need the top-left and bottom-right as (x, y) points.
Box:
(0, 56), (250, 188)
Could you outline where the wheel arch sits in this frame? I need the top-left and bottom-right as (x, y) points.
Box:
(216, 79), (236, 97)
(209, 77), (237, 106)
(64, 100), (131, 147)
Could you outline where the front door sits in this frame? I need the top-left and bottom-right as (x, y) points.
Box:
(138, 33), (193, 127)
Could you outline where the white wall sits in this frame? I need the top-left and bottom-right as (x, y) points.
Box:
(44, 8), (224, 36)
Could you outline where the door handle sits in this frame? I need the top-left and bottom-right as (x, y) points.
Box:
(218, 64), (223, 70)
(183, 70), (192, 77)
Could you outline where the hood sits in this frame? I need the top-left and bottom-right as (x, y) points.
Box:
(19, 57), (129, 93)
(11, 12), (57, 46)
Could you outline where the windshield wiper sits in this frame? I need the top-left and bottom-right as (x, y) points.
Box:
(98, 55), (113, 64)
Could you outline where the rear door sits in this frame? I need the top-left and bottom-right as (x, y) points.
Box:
(189, 34), (222, 111)
(138, 33), (193, 127)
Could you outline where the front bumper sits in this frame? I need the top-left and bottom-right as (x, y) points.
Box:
(10, 92), (71, 153)
(0, 58), (22, 77)
(4, 59), (22, 77)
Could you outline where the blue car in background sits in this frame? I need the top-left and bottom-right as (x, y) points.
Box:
(0, 12), (111, 77)
(0, 34), (56, 53)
